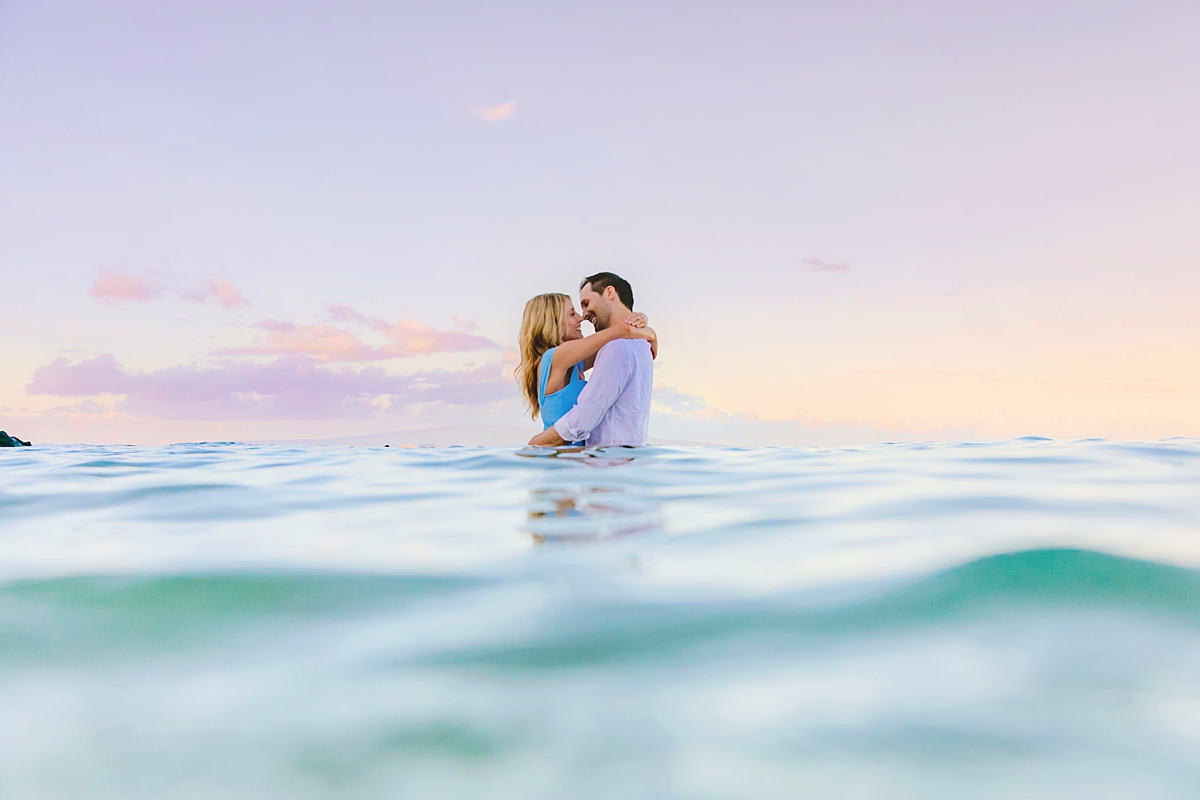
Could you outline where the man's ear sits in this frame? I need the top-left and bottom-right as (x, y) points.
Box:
(605, 286), (618, 301)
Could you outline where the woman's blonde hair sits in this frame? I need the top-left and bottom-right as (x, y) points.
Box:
(516, 293), (571, 418)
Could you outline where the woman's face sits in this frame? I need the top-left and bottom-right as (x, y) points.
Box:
(561, 302), (584, 341)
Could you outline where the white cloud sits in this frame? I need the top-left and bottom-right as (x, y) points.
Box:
(653, 384), (708, 413)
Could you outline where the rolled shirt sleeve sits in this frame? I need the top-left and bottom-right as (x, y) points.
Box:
(553, 341), (634, 444)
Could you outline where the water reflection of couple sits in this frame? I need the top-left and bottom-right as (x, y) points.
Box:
(518, 272), (656, 447)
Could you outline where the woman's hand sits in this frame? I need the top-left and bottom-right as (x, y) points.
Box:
(623, 321), (658, 359)
(625, 312), (649, 328)
(619, 319), (653, 338)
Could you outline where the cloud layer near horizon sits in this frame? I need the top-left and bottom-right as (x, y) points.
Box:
(27, 354), (510, 421)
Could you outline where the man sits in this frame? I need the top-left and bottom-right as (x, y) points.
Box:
(529, 272), (653, 447)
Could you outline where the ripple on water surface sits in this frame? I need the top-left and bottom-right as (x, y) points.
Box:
(2, 438), (1200, 798)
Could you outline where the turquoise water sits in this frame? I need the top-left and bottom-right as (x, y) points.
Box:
(2, 439), (1200, 798)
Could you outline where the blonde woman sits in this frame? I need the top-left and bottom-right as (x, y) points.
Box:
(516, 293), (657, 435)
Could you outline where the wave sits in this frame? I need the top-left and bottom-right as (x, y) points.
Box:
(430, 548), (1200, 669)
(0, 573), (481, 666)
(6, 549), (1196, 672)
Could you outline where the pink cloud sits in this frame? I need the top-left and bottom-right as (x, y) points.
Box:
(208, 279), (249, 307)
(88, 271), (249, 306)
(473, 100), (516, 121)
(88, 273), (163, 304)
(800, 257), (850, 273)
(219, 306), (500, 361)
(382, 319), (498, 357)
(226, 323), (378, 361)
(27, 355), (511, 421)
(27, 353), (125, 394)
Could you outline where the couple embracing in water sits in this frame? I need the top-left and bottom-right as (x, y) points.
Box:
(518, 272), (657, 448)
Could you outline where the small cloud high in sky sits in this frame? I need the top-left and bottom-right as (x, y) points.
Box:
(89, 272), (163, 304)
(800, 258), (850, 273)
(472, 101), (516, 121)
(207, 279), (249, 308)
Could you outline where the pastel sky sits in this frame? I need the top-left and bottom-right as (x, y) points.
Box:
(2, 0), (1198, 445)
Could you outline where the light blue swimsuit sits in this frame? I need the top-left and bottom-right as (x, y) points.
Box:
(538, 347), (587, 437)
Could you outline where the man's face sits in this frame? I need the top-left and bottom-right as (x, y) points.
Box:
(578, 283), (613, 330)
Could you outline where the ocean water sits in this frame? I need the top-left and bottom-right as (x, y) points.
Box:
(2, 438), (1200, 799)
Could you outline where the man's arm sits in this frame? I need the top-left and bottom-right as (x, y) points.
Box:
(527, 342), (633, 446)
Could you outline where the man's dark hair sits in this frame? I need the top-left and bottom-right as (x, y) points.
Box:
(581, 272), (634, 310)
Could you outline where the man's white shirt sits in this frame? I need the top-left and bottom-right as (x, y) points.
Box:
(552, 338), (653, 446)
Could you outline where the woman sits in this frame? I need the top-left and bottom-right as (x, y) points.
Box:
(516, 293), (657, 432)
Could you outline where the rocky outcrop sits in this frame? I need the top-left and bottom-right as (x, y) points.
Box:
(0, 431), (31, 447)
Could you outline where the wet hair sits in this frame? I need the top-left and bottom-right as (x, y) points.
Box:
(516, 293), (572, 418)
(581, 272), (634, 310)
